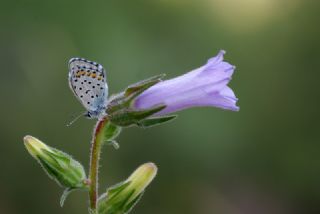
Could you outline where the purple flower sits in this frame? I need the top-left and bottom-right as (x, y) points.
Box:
(133, 50), (239, 116)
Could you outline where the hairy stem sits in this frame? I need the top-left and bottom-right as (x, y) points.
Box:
(88, 118), (108, 213)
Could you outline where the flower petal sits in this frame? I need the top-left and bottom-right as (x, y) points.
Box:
(134, 50), (239, 115)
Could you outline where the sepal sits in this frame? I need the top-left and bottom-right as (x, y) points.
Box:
(105, 75), (166, 127)
(60, 187), (75, 207)
(108, 105), (166, 127)
(137, 115), (177, 128)
(124, 74), (165, 98)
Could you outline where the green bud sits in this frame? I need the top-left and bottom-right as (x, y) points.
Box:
(98, 163), (157, 214)
(23, 135), (88, 190)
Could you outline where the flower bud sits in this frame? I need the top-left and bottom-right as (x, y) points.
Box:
(24, 135), (87, 190)
(98, 163), (157, 214)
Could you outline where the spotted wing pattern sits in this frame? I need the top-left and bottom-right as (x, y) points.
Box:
(68, 58), (108, 112)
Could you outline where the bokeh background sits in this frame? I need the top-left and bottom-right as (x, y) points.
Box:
(1, 0), (319, 213)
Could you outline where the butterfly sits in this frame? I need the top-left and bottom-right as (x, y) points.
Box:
(68, 58), (108, 120)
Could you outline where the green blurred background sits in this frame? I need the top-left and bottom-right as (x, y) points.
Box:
(1, 0), (319, 213)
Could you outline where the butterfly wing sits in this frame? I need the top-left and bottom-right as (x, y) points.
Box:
(68, 58), (108, 112)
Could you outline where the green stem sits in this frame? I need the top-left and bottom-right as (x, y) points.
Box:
(88, 118), (108, 214)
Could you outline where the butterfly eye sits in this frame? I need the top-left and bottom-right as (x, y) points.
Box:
(85, 112), (92, 118)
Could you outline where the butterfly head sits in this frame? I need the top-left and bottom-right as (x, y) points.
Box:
(85, 107), (107, 120)
(84, 111), (101, 119)
(84, 111), (94, 119)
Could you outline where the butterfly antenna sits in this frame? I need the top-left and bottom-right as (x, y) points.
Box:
(66, 112), (86, 127)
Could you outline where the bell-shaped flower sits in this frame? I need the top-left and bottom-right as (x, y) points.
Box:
(133, 50), (239, 115)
